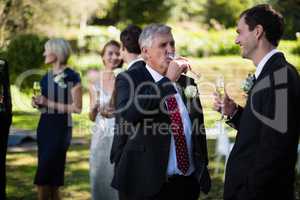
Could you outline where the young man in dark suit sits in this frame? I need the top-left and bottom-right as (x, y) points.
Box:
(119, 24), (144, 70)
(214, 4), (300, 200)
(111, 24), (211, 200)
(0, 59), (12, 200)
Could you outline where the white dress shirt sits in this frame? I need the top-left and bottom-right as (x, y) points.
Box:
(255, 49), (280, 79)
(127, 57), (144, 70)
(145, 65), (195, 176)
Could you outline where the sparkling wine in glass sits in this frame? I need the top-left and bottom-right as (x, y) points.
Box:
(216, 76), (225, 120)
(167, 53), (201, 79)
(33, 81), (41, 97)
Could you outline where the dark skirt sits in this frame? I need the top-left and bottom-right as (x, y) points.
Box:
(34, 114), (72, 186)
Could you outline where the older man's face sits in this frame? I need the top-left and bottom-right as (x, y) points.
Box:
(145, 33), (175, 74)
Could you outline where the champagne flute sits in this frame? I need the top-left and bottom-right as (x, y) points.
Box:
(216, 75), (225, 120)
(167, 53), (201, 79)
(33, 81), (41, 97)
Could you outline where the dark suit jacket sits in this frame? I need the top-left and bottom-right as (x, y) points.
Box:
(0, 59), (12, 200)
(0, 59), (12, 126)
(224, 53), (300, 200)
(110, 62), (211, 197)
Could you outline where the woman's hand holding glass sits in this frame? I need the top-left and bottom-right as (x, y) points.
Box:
(32, 81), (41, 108)
(32, 81), (48, 108)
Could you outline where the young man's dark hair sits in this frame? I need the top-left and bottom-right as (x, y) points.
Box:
(240, 4), (284, 47)
(120, 24), (142, 54)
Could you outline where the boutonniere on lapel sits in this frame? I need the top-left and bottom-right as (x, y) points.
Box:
(113, 68), (125, 77)
(184, 85), (198, 98)
(54, 72), (67, 88)
(241, 73), (255, 94)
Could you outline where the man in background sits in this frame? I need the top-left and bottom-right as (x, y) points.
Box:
(0, 59), (12, 200)
(119, 24), (144, 70)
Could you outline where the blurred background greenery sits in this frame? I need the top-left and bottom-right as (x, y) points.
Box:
(0, 0), (299, 89)
(1, 0), (300, 199)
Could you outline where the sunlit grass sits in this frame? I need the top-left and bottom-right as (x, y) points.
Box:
(6, 135), (300, 200)
(7, 146), (91, 200)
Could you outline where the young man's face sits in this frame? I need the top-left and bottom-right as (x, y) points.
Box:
(235, 16), (258, 59)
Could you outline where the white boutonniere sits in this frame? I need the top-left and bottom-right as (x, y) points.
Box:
(184, 85), (198, 98)
(241, 73), (255, 94)
(54, 72), (67, 88)
(113, 68), (125, 77)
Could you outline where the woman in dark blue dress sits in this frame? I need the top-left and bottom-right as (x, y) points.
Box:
(32, 38), (82, 200)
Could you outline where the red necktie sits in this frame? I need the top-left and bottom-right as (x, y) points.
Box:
(166, 95), (190, 175)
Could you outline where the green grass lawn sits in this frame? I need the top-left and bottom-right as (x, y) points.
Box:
(5, 140), (226, 200)
(7, 54), (300, 199)
(6, 140), (300, 200)
(7, 146), (90, 200)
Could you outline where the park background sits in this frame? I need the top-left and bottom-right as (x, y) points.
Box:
(1, 0), (300, 199)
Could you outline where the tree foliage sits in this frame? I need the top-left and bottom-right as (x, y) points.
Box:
(168, 0), (207, 22)
(107, 0), (173, 26)
(0, 0), (114, 46)
(4, 34), (48, 89)
(0, 0), (35, 47)
(204, 0), (253, 28)
(269, 0), (300, 39)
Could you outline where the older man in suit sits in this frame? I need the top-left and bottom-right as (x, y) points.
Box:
(0, 59), (12, 200)
(214, 4), (300, 200)
(110, 24), (211, 200)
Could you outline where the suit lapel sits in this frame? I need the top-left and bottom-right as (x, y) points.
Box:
(139, 64), (156, 83)
(177, 76), (196, 118)
(255, 53), (284, 85)
(249, 52), (284, 94)
(175, 82), (187, 103)
(176, 76), (188, 106)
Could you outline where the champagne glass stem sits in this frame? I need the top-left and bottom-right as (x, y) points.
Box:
(189, 69), (201, 79)
(221, 105), (224, 120)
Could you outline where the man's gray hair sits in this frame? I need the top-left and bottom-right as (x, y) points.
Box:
(139, 24), (172, 49)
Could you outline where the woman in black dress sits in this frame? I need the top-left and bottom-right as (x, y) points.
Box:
(32, 38), (82, 200)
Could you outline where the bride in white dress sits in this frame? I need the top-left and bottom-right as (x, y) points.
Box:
(88, 40), (122, 200)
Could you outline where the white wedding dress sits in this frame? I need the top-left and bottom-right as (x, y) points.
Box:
(90, 83), (118, 200)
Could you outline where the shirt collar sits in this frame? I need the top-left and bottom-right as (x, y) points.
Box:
(255, 49), (279, 79)
(145, 64), (164, 82)
(127, 57), (144, 69)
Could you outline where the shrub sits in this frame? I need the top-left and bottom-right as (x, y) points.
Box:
(173, 26), (240, 57)
(292, 33), (300, 55)
(4, 34), (48, 91)
(293, 46), (300, 55)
